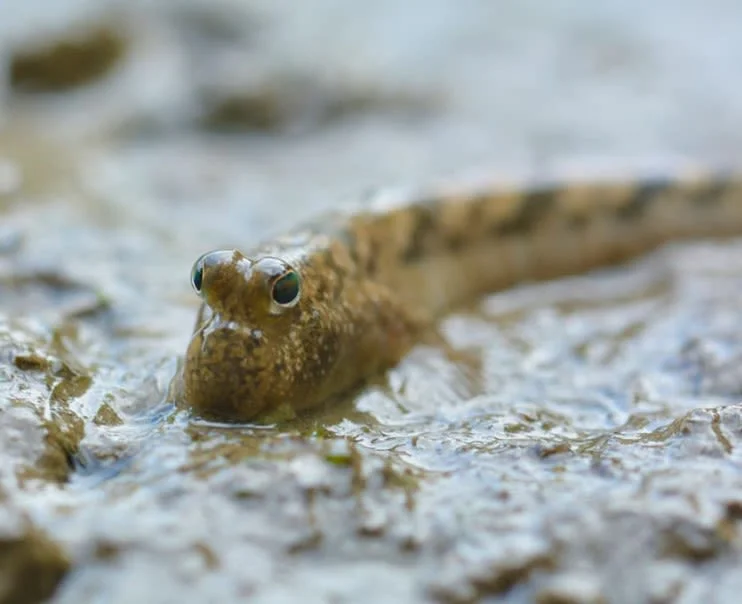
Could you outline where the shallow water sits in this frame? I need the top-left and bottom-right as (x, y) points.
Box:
(3, 1), (742, 603)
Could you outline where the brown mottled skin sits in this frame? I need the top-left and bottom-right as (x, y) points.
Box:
(183, 169), (742, 421)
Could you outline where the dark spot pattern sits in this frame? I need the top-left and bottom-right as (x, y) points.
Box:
(365, 237), (380, 276)
(466, 194), (489, 232)
(445, 230), (466, 252)
(690, 180), (728, 206)
(402, 203), (438, 262)
(493, 188), (557, 236)
(615, 179), (670, 221)
(568, 214), (590, 229)
(347, 235), (361, 267)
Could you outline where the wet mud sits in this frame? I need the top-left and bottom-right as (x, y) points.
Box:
(2, 1), (742, 603)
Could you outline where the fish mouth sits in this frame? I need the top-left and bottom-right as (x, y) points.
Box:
(183, 320), (269, 422)
(196, 312), (263, 347)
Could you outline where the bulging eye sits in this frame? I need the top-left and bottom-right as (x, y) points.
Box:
(271, 270), (301, 308)
(191, 260), (205, 295)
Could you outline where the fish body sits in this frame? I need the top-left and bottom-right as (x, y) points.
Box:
(182, 169), (742, 421)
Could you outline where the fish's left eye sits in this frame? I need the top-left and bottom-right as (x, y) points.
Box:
(271, 270), (301, 307)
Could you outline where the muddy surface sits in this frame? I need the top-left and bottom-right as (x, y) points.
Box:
(3, 1), (742, 602)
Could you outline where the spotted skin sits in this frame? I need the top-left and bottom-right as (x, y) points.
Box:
(182, 170), (742, 421)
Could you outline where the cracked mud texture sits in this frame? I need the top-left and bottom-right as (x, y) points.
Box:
(3, 1), (742, 603)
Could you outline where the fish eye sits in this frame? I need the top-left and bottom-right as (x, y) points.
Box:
(271, 270), (301, 307)
(190, 249), (238, 298)
(191, 260), (205, 295)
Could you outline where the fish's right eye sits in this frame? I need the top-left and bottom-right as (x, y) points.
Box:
(191, 260), (205, 295)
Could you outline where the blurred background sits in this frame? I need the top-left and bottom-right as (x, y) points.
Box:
(3, 0), (741, 341)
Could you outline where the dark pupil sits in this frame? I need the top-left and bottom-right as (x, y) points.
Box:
(192, 266), (203, 292)
(272, 272), (299, 305)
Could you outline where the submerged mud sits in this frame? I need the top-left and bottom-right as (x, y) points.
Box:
(3, 1), (742, 603)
